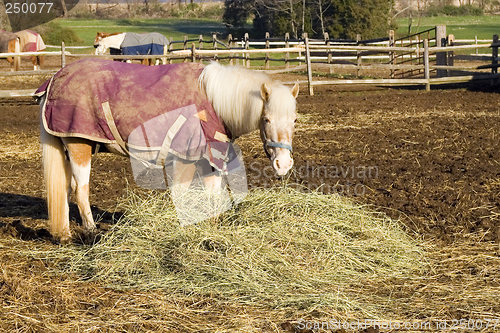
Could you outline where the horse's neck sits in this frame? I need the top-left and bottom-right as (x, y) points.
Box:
(219, 95), (264, 138)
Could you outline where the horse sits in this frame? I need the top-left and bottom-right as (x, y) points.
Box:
(38, 59), (299, 243)
(15, 30), (45, 70)
(0, 30), (45, 70)
(93, 31), (124, 57)
(94, 32), (169, 66)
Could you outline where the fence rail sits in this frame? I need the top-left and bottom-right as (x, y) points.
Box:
(0, 26), (498, 96)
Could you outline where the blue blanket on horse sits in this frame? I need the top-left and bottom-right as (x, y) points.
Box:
(121, 32), (169, 56)
(37, 59), (233, 172)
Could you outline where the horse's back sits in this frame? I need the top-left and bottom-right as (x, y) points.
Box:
(121, 32), (169, 55)
(39, 59), (208, 143)
(15, 30), (45, 52)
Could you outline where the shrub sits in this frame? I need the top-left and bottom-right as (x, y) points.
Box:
(36, 21), (83, 46)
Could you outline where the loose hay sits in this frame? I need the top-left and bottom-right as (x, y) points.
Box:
(50, 186), (425, 312)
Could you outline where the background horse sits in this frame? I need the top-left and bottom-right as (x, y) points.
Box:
(95, 32), (169, 65)
(15, 30), (46, 70)
(94, 31), (124, 57)
(38, 59), (299, 243)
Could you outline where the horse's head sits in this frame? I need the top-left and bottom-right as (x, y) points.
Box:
(260, 82), (299, 176)
(93, 32), (103, 47)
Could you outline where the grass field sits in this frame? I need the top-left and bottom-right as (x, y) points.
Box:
(54, 15), (498, 49)
(395, 15), (499, 39)
(55, 18), (227, 47)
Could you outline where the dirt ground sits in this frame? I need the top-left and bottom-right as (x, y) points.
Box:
(1, 59), (500, 331)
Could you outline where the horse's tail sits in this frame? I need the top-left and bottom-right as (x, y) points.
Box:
(14, 38), (20, 71)
(7, 39), (20, 71)
(40, 97), (72, 241)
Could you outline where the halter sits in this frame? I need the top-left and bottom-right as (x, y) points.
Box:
(262, 129), (293, 159)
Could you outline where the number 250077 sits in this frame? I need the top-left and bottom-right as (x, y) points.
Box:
(5, 2), (53, 14)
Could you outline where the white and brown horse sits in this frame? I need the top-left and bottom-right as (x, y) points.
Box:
(39, 61), (299, 243)
(94, 31), (168, 66)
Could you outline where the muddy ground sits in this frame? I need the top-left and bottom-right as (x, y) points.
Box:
(0, 59), (500, 331)
(2, 74), (499, 243)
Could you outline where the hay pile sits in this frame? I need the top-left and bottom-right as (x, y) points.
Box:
(51, 186), (425, 312)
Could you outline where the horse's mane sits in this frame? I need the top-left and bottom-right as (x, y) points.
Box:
(199, 62), (286, 137)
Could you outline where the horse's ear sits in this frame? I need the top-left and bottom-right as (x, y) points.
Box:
(290, 82), (299, 99)
(260, 83), (271, 101)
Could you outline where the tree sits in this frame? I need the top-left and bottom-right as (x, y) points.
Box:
(223, 0), (253, 27)
(223, 0), (394, 39)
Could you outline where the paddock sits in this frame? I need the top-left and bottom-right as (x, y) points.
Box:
(0, 62), (500, 331)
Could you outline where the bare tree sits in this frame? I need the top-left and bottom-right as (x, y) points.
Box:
(314, 0), (331, 36)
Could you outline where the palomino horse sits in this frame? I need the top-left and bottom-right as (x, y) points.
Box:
(0, 30), (45, 70)
(38, 59), (299, 243)
(94, 32), (169, 66)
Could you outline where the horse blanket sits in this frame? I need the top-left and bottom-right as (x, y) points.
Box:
(15, 30), (45, 52)
(36, 58), (233, 172)
(121, 32), (168, 56)
(0, 30), (17, 53)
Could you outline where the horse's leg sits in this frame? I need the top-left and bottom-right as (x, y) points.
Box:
(41, 125), (72, 243)
(32, 55), (43, 70)
(62, 138), (96, 233)
(199, 160), (222, 192)
(203, 174), (222, 192)
(172, 158), (196, 190)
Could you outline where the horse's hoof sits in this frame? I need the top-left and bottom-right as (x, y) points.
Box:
(58, 234), (72, 244)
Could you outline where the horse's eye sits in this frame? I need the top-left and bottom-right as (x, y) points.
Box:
(264, 117), (271, 124)
(294, 118), (297, 123)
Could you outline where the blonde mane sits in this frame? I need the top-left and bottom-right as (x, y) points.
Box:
(199, 62), (289, 138)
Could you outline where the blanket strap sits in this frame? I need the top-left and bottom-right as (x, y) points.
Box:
(102, 101), (128, 153)
(102, 101), (186, 168)
(156, 115), (187, 166)
(102, 101), (156, 168)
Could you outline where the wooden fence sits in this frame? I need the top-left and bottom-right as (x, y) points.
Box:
(0, 26), (499, 97)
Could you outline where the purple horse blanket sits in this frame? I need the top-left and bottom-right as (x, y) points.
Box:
(37, 58), (232, 171)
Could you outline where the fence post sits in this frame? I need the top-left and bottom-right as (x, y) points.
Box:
(447, 34), (455, 76)
(244, 33), (250, 68)
(424, 39), (430, 91)
(61, 41), (66, 68)
(265, 32), (270, 69)
(183, 36), (188, 62)
(227, 34), (233, 66)
(304, 33), (313, 96)
(324, 32), (332, 74)
(435, 25), (447, 78)
(356, 34), (361, 78)
(492, 35), (498, 75)
(169, 37), (174, 64)
(389, 30), (395, 79)
(191, 43), (196, 63)
(285, 33), (290, 69)
(12, 38), (20, 71)
(212, 34), (218, 63)
(492, 34), (499, 86)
